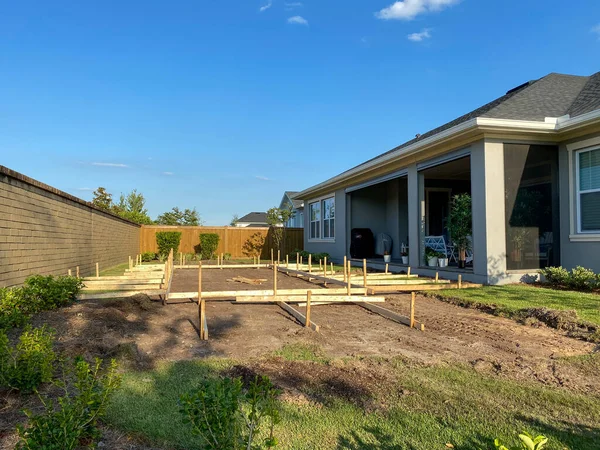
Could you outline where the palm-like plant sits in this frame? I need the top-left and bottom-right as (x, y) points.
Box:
(447, 194), (472, 268)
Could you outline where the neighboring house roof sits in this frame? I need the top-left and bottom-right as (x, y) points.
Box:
(296, 71), (600, 199)
(238, 212), (268, 223)
(281, 191), (304, 210)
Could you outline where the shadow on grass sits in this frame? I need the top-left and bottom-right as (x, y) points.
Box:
(337, 426), (416, 449)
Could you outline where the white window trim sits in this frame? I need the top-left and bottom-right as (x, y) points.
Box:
(307, 194), (336, 243)
(575, 145), (600, 235)
(567, 138), (600, 242)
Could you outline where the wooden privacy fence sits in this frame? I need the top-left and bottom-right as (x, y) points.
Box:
(139, 226), (304, 259)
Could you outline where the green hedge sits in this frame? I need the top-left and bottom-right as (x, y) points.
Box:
(156, 232), (182, 260)
(540, 265), (600, 291)
(290, 249), (330, 262)
(197, 234), (220, 260)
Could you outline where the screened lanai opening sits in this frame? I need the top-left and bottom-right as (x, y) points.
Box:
(420, 156), (472, 268)
(504, 144), (559, 271)
(348, 177), (409, 261)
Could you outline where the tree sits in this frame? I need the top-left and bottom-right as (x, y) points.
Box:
(447, 193), (472, 268)
(92, 187), (113, 210)
(156, 207), (202, 226)
(112, 190), (153, 225)
(230, 214), (240, 227)
(266, 206), (295, 253)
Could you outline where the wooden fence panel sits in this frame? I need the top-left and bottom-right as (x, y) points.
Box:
(139, 226), (304, 259)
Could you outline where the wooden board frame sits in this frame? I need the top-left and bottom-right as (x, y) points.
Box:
(277, 301), (320, 332)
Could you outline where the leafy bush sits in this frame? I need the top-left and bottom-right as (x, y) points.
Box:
(0, 326), (56, 393)
(0, 276), (82, 330)
(539, 266), (598, 291)
(156, 231), (182, 260)
(16, 358), (121, 449)
(22, 275), (83, 311)
(224, 253), (232, 261)
(494, 431), (548, 450)
(179, 375), (280, 450)
(539, 266), (569, 286)
(291, 249), (330, 262)
(141, 251), (157, 262)
(0, 288), (31, 328)
(243, 233), (266, 258)
(198, 233), (220, 260)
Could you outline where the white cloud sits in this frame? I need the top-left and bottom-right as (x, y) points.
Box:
(92, 162), (129, 168)
(288, 15), (309, 25)
(592, 23), (600, 39)
(285, 1), (303, 9)
(76, 187), (94, 191)
(408, 28), (432, 41)
(259, 1), (272, 12)
(376, 0), (459, 20)
(163, 171), (174, 176)
(255, 175), (272, 181)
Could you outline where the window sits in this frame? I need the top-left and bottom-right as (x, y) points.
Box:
(309, 202), (320, 239)
(577, 147), (600, 233)
(322, 197), (335, 239)
(308, 196), (335, 240)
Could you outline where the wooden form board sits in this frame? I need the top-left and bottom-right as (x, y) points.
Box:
(366, 282), (481, 294)
(76, 290), (166, 300)
(167, 287), (367, 300)
(82, 284), (163, 291)
(84, 275), (164, 281)
(84, 279), (162, 285)
(355, 302), (424, 331)
(276, 267), (351, 287)
(235, 295), (386, 303)
(174, 264), (270, 270)
(277, 301), (320, 332)
(323, 273), (420, 280)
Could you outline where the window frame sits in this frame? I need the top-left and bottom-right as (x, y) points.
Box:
(576, 146), (600, 234)
(307, 194), (336, 242)
(322, 197), (335, 240)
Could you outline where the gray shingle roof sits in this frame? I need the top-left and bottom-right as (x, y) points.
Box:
(238, 212), (268, 223)
(284, 191), (303, 209)
(343, 71), (600, 174)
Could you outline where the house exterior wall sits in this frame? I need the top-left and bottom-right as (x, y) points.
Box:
(0, 166), (140, 287)
(304, 188), (347, 260)
(558, 131), (600, 272)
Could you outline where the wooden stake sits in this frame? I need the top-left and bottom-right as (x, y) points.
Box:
(407, 266), (411, 278)
(435, 272), (439, 283)
(346, 260), (352, 296)
(308, 254), (312, 273)
(271, 249), (274, 265)
(331, 262), (334, 274)
(343, 256), (347, 282)
(129, 256), (132, 270)
(257, 257), (260, 269)
(305, 291), (312, 328)
(277, 250), (280, 263)
(198, 262), (205, 339)
(76, 266), (80, 278)
(96, 262), (99, 278)
(221, 253), (224, 269)
(410, 292), (415, 328)
(273, 261), (278, 297)
(363, 258), (368, 295)
(458, 274), (462, 289)
(68, 269), (72, 276)
(286, 255), (289, 268)
(385, 263), (389, 274)
(324, 256), (327, 276)
(297, 252), (300, 266)
(319, 259), (322, 271)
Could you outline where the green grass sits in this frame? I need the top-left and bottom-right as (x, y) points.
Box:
(99, 263), (130, 277)
(432, 285), (600, 326)
(105, 356), (600, 450)
(273, 343), (330, 363)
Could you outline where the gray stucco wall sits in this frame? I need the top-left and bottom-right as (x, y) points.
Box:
(558, 131), (600, 272)
(304, 188), (347, 261)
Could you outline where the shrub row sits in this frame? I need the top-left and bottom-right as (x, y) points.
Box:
(0, 275), (83, 329)
(539, 266), (600, 291)
(291, 249), (331, 263)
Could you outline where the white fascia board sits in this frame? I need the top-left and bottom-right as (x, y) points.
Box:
(296, 111), (600, 199)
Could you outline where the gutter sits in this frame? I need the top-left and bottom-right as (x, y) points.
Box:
(294, 110), (600, 200)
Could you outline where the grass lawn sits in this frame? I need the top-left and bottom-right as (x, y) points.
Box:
(432, 284), (600, 327)
(105, 354), (600, 450)
(99, 262), (130, 277)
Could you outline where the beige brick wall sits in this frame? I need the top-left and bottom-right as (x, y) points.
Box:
(0, 167), (140, 287)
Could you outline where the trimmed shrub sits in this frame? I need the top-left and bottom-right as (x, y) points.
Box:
(16, 358), (121, 449)
(539, 266), (569, 286)
(141, 251), (157, 262)
(156, 232), (182, 260)
(290, 249), (330, 262)
(0, 326), (56, 393)
(0, 288), (31, 329)
(198, 233), (220, 260)
(568, 266), (597, 291)
(23, 275), (83, 311)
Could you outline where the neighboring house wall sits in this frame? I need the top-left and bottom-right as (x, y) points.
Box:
(0, 166), (140, 287)
(559, 131), (600, 272)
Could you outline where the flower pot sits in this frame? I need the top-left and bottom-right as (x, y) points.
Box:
(438, 258), (448, 268)
(401, 256), (408, 265)
(427, 257), (438, 267)
(383, 254), (391, 263)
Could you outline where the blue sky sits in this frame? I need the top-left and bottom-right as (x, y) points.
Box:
(1, 0), (599, 225)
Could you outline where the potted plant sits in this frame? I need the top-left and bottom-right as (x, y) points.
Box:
(425, 247), (438, 267)
(383, 250), (392, 263)
(401, 250), (409, 265)
(438, 252), (448, 268)
(447, 193), (472, 269)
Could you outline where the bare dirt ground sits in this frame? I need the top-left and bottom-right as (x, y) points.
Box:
(2, 267), (599, 448)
